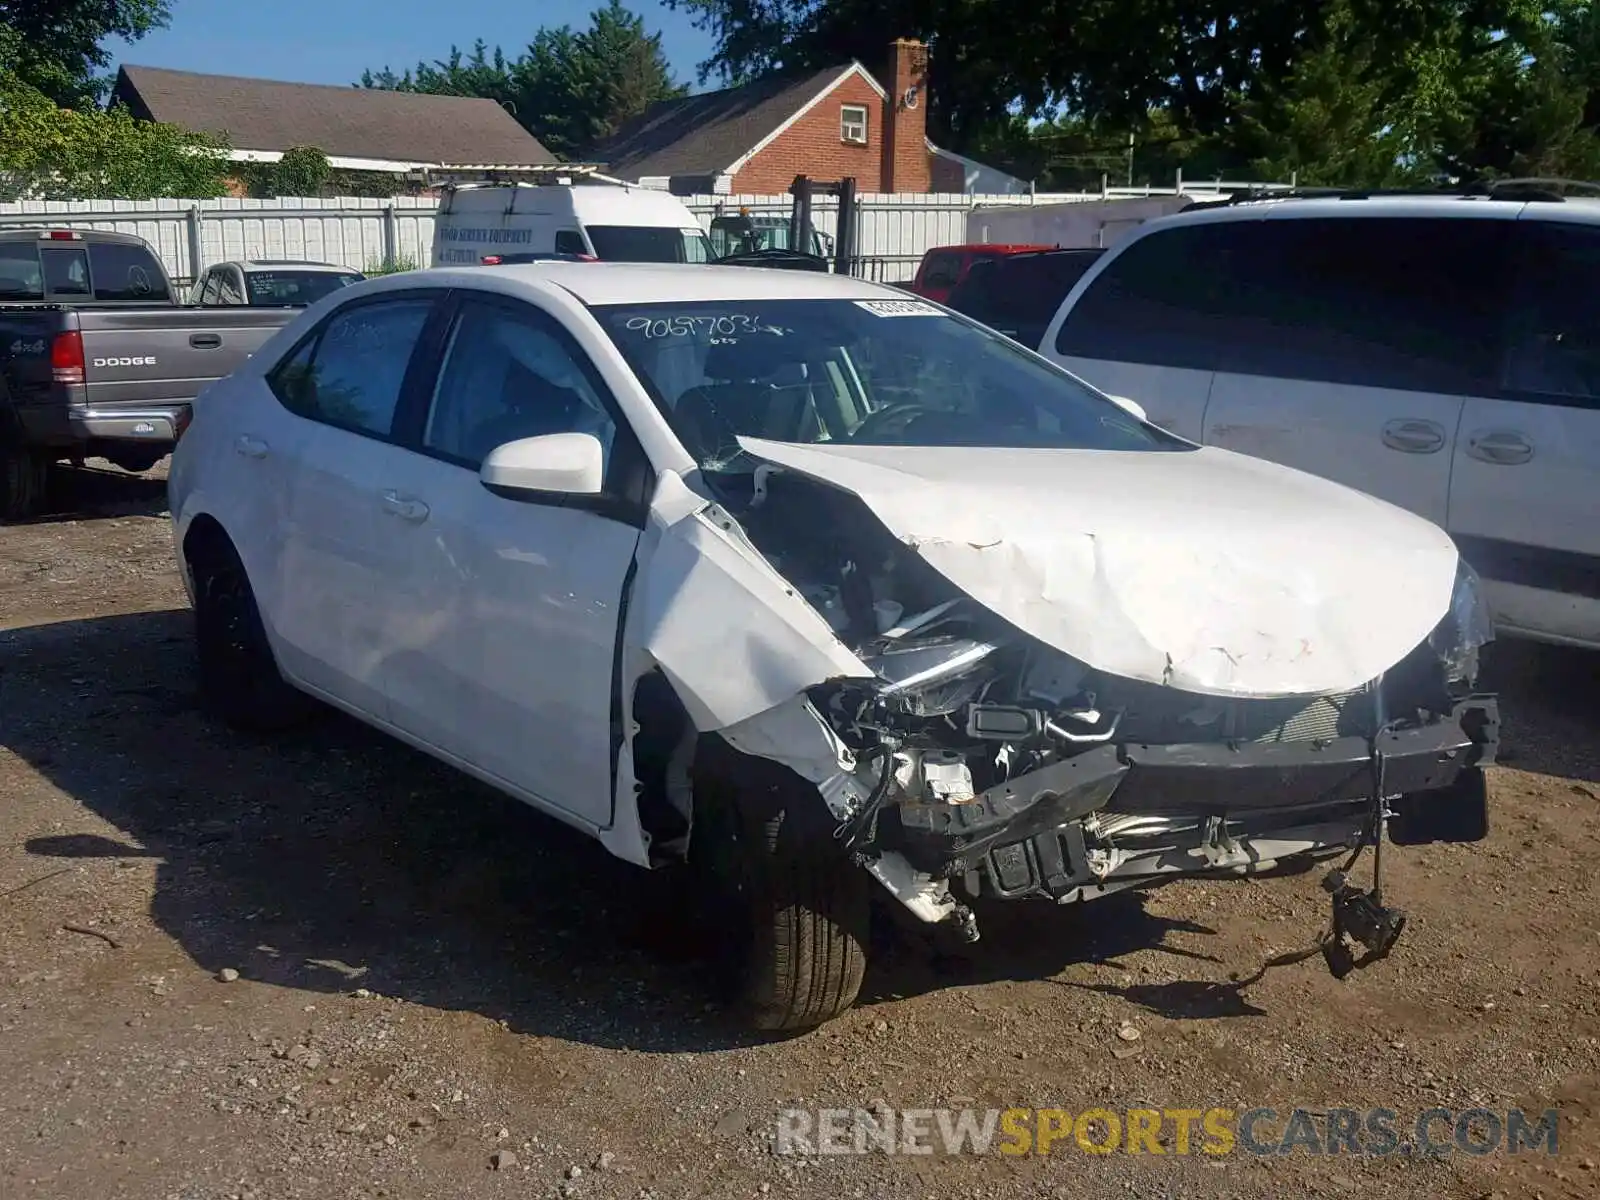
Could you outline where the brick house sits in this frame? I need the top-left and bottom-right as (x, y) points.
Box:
(111, 65), (555, 195)
(587, 40), (1027, 195)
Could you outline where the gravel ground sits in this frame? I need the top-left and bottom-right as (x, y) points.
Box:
(0, 463), (1597, 1200)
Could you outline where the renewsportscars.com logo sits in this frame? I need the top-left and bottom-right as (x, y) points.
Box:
(774, 1106), (1561, 1158)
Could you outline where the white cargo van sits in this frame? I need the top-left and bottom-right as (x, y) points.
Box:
(432, 184), (714, 266)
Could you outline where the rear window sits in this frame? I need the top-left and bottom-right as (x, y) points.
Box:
(0, 242), (43, 300)
(88, 240), (169, 301)
(918, 251), (964, 288)
(245, 270), (362, 306)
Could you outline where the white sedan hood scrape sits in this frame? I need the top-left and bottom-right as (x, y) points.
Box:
(736, 437), (1461, 699)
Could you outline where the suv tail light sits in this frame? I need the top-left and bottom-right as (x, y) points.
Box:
(50, 330), (85, 385)
(481, 255), (503, 265)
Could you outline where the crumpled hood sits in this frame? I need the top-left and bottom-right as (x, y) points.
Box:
(736, 437), (1460, 698)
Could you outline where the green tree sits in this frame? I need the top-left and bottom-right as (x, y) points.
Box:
(359, 1), (686, 159)
(273, 145), (332, 196)
(667, 0), (1600, 185)
(0, 0), (171, 107)
(0, 69), (231, 199)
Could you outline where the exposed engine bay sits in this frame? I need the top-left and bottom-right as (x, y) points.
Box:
(706, 461), (1500, 975)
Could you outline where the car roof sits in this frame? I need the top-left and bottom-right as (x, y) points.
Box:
(926, 243), (1056, 254)
(423, 261), (896, 305)
(1143, 193), (1600, 232)
(234, 259), (358, 271)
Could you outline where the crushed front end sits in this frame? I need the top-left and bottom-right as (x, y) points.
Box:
(727, 468), (1499, 975)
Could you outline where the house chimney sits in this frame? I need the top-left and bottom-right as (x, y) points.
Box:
(882, 38), (930, 193)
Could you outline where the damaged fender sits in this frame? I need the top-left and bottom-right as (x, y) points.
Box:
(602, 471), (875, 865)
(624, 472), (872, 732)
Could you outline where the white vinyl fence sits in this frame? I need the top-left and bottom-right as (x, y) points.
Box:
(0, 179), (1290, 286)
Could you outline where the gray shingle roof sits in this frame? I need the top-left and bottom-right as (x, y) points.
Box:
(112, 65), (555, 166)
(586, 67), (850, 179)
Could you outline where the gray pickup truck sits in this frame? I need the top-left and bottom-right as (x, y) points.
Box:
(0, 228), (296, 517)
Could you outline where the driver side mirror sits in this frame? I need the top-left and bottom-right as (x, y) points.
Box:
(1106, 393), (1148, 423)
(480, 432), (605, 499)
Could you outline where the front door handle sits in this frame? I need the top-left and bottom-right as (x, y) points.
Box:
(381, 490), (430, 523)
(234, 434), (268, 459)
(1381, 418), (1446, 454)
(1466, 430), (1533, 466)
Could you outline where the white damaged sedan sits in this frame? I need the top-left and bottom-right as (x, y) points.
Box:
(169, 263), (1499, 1031)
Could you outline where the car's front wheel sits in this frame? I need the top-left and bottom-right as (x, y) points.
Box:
(693, 743), (870, 1032)
(190, 538), (312, 732)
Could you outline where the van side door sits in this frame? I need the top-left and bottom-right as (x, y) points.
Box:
(1447, 218), (1600, 645)
(1199, 214), (1513, 527)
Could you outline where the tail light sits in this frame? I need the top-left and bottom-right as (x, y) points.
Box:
(41, 229), (82, 241)
(50, 330), (85, 385)
(173, 405), (193, 440)
(574, 253), (597, 262)
(481, 255), (503, 265)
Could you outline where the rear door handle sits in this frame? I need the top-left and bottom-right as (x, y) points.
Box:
(190, 333), (222, 349)
(234, 434), (268, 459)
(1381, 418), (1446, 454)
(381, 490), (430, 523)
(1467, 430), (1533, 465)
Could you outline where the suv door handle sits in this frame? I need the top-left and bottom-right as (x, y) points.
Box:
(381, 491), (430, 523)
(1467, 430), (1533, 465)
(234, 434), (268, 459)
(1381, 418), (1446, 454)
(190, 333), (222, 349)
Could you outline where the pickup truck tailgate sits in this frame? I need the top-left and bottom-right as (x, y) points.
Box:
(78, 307), (294, 409)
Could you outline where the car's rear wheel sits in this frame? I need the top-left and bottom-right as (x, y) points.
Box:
(190, 538), (311, 732)
(693, 743), (869, 1032)
(1, 443), (51, 520)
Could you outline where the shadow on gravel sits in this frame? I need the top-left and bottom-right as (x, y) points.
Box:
(5, 609), (1594, 1055)
(1480, 639), (1600, 785)
(0, 462), (169, 527)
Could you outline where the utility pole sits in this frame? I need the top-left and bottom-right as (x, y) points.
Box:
(1126, 132), (1135, 187)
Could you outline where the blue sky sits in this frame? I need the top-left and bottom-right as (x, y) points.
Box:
(107, 0), (717, 91)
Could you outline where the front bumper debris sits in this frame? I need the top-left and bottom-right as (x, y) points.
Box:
(892, 696), (1499, 903)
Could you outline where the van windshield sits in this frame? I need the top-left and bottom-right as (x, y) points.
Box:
(586, 225), (712, 264)
(594, 297), (1185, 468)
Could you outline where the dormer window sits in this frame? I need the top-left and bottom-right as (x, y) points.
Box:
(840, 104), (869, 145)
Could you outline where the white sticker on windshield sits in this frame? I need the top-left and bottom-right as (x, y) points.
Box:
(855, 299), (941, 317)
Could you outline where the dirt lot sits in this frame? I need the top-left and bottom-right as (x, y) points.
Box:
(1, 464), (1597, 1200)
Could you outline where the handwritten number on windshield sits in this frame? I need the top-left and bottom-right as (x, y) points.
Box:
(625, 314), (776, 340)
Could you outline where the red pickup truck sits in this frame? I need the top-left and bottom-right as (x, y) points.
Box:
(906, 243), (1055, 303)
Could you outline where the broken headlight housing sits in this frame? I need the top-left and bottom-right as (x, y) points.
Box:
(1427, 558), (1494, 685)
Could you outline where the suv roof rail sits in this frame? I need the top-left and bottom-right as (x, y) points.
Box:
(1472, 176), (1600, 200)
(1181, 176), (1600, 212)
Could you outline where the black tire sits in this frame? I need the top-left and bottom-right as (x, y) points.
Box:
(694, 744), (869, 1032)
(190, 540), (311, 732)
(1, 443), (51, 520)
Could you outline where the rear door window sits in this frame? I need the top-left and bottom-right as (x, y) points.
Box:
(266, 296), (436, 437)
(1219, 216), (1513, 394)
(87, 240), (168, 301)
(1054, 222), (1242, 369)
(0, 242), (43, 301)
